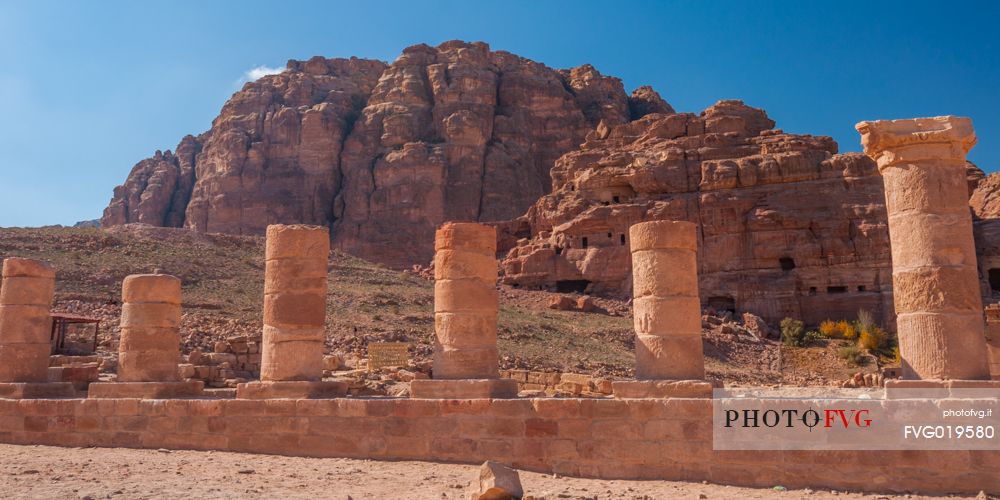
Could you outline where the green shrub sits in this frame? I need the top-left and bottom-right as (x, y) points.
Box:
(838, 344), (866, 367)
(802, 330), (825, 346)
(780, 317), (805, 346)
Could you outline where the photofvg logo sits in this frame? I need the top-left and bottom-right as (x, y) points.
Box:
(723, 407), (872, 430)
(712, 388), (999, 450)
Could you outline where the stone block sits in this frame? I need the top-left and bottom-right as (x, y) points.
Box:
(434, 279), (499, 313)
(631, 249), (698, 297)
(0, 277), (55, 306)
(265, 224), (330, 261)
(264, 259), (327, 292)
(433, 250), (497, 282)
(0, 343), (52, 382)
(612, 380), (713, 398)
(434, 222), (496, 256)
(476, 460), (523, 500)
(118, 327), (180, 352)
(432, 345), (499, 379)
(120, 302), (181, 328)
(881, 161), (972, 215)
(263, 292), (326, 328)
(260, 337), (324, 382)
(632, 296), (701, 335)
(434, 313), (497, 347)
(87, 380), (204, 399)
(118, 351), (180, 382)
(896, 312), (990, 380)
(0, 382), (74, 399)
(409, 379), (518, 399)
(121, 274), (181, 304)
(887, 212), (977, 270)
(235, 380), (347, 399)
(628, 220), (697, 252)
(2, 258), (55, 279)
(892, 266), (982, 313)
(635, 334), (705, 380)
(0, 305), (52, 343)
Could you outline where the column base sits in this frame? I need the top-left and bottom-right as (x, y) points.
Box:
(88, 380), (205, 399)
(236, 380), (348, 399)
(410, 379), (518, 399)
(612, 380), (713, 399)
(0, 382), (76, 399)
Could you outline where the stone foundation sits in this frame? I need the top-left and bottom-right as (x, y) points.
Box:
(410, 379), (518, 399)
(0, 396), (995, 495)
(611, 380), (713, 398)
(88, 381), (205, 399)
(0, 383), (75, 399)
(235, 381), (348, 399)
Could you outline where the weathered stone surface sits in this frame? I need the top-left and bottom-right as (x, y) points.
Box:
(857, 116), (990, 380)
(103, 41), (635, 269)
(258, 225), (329, 383)
(409, 378), (518, 399)
(117, 274), (183, 383)
(501, 101), (893, 326)
(0, 258), (56, 383)
(235, 380), (347, 399)
(431, 223), (501, 381)
(970, 170), (1000, 220)
(628, 85), (675, 119)
(87, 380), (204, 399)
(475, 461), (524, 500)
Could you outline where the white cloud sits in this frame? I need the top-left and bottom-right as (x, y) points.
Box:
(243, 65), (285, 82)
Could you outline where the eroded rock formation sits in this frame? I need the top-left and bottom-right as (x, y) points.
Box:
(499, 101), (895, 326)
(103, 41), (638, 267)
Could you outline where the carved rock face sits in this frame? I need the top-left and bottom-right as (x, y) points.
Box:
(102, 41), (638, 268)
(499, 101), (898, 326)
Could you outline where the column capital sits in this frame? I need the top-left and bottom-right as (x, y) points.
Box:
(855, 116), (976, 170)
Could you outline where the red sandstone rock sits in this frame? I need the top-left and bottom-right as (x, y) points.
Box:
(500, 101), (894, 326)
(971, 170), (1000, 220)
(103, 41), (634, 269)
(476, 461), (523, 500)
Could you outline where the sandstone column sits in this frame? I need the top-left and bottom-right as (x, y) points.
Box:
(0, 258), (74, 398)
(410, 222), (517, 398)
(613, 221), (712, 398)
(89, 274), (203, 398)
(237, 224), (346, 398)
(857, 116), (991, 380)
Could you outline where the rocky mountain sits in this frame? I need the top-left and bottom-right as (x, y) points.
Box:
(102, 40), (1000, 328)
(103, 41), (657, 267)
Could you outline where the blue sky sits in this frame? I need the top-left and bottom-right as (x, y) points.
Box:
(1, 0), (998, 227)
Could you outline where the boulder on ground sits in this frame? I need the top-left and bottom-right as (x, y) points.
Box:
(475, 461), (523, 500)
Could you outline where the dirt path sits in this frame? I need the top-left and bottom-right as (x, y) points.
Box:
(0, 444), (984, 499)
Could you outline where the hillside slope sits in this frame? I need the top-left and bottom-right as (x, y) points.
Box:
(0, 225), (861, 385)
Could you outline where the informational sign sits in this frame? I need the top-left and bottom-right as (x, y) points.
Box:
(367, 342), (410, 371)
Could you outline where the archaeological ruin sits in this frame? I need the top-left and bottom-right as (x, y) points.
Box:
(857, 117), (992, 381)
(87, 273), (203, 398)
(410, 222), (518, 398)
(2, 118), (1000, 494)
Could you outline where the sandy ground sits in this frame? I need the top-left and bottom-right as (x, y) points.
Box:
(0, 444), (987, 499)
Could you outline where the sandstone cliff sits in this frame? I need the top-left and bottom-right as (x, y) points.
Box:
(499, 101), (896, 325)
(103, 41), (647, 267)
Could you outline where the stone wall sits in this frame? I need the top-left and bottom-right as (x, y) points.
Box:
(0, 397), (995, 495)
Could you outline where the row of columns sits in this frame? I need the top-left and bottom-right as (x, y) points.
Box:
(0, 115), (995, 400)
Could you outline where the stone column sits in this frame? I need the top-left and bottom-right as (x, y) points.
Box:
(410, 222), (517, 398)
(857, 116), (991, 381)
(237, 224), (346, 399)
(89, 274), (203, 398)
(613, 221), (712, 398)
(0, 258), (73, 397)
